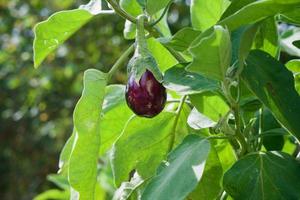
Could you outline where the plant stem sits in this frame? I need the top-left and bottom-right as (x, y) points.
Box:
(167, 95), (187, 152)
(165, 45), (187, 63)
(232, 103), (247, 157)
(107, 44), (134, 80)
(207, 136), (229, 140)
(105, 0), (136, 24)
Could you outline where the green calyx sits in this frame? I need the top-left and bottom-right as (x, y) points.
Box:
(127, 14), (163, 82)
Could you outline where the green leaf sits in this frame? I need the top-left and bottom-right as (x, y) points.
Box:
(147, 38), (178, 72)
(33, 9), (93, 68)
(187, 25), (231, 81)
(280, 8), (300, 25)
(141, 135), (211, 200)
(120, 0), (142, 17)
(187, 107), (217, 130)
(34, 189), (69, 200)
(188, 145), (223, 200)
(254, 109), (286, 151)
(286, 59), (300, 73)
(190, 92), (229, 122)
(163, 64), (220, 95)
(160, 27), (201, 52)
(191, 0), (230, 31)
(285, 59), (300, 94)
(111, 112), (175, 186)
(231, 24), (259, 66)
(111, 108), (190, 186)
(253, 17), (279, 57)
(219, 0), (300, 31)
(223, 151), (300, 199)
(58, 130), (75, 174)
(146, 0), (170, 15)
(68, 69), (107, 199)
(221, 0), (255, 19)
(99, 85), (133, 155)
(242, 50), (300, 141)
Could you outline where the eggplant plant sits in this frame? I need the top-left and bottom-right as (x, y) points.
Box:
(33, 0), (300, 199)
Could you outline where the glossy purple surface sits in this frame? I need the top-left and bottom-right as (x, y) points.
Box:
(125, 70), (166, 118)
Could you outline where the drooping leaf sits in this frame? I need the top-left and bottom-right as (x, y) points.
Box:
(33, 0), (103, 68)
(219, 0), (300, 31)
(163, 64), (220, 95)
(242, 50), (300, 141)
(141, 135), (211, 200)
(68, 69), (107, 199)
(191, 0), (230, 31)
(187, 25), (231, 81)
(223, 151), (300, 199)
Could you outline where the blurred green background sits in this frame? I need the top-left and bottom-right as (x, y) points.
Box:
(0, 0), (189, 199)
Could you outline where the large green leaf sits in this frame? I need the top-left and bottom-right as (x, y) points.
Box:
(187, 25), (231, 81)
(33, 9), (92, 68)
(188, 145), (223, 200)
(111, 112), (175, 186)
(163, 64), (220, 95)
(68, 69), (107, 199)
(242, 50), (300, 141)
(33, 0), (104, 68)
(191, 0), (230, 31)
(223, 151), (300, 199)
(99, 85), (133, 155)
(141, 135), (211, 200)
(219, 0), (300, 31)
(111, 107), (190, 186)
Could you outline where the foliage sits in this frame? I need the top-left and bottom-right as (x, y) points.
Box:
(29, 0), (300, 199)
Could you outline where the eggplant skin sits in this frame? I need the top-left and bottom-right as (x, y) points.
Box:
(125, 70), (166, 118)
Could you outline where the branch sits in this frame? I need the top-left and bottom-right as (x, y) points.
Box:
(108, 44), (134, 80)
